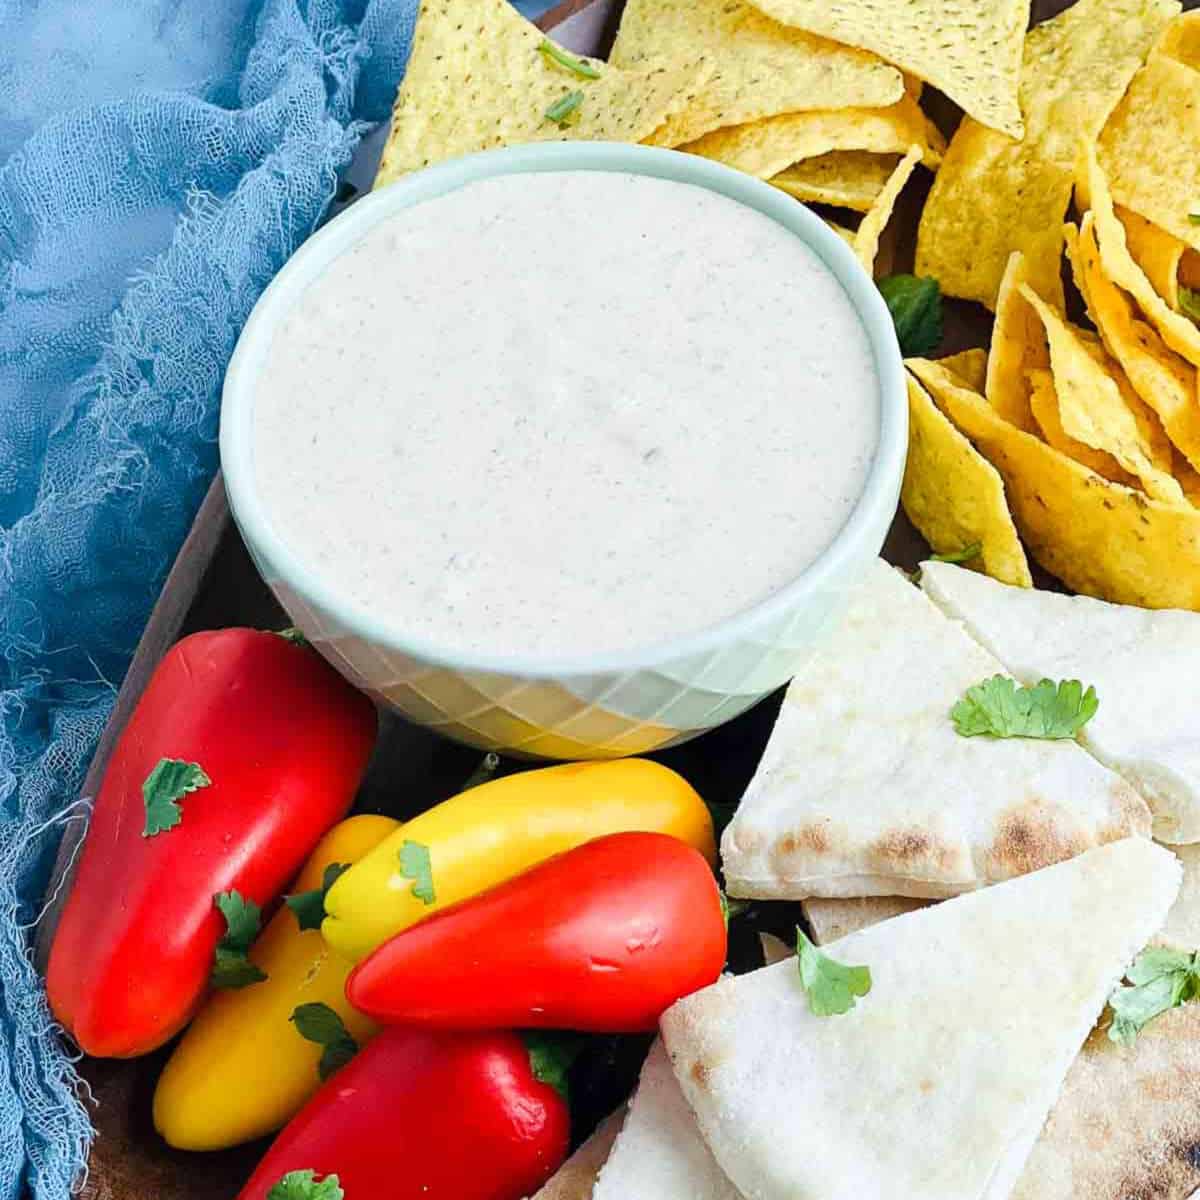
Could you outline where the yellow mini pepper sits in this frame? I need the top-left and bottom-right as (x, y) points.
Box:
(153, 813), (399, 1150)
(322, 758), (715, 962)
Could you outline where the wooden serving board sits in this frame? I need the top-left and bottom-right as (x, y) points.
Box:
(39, 0), (1098, 1194)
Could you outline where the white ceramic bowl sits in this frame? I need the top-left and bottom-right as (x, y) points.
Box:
(220, 142), (907, 760)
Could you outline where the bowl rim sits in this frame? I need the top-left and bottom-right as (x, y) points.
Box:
(220, 140), (907, 678)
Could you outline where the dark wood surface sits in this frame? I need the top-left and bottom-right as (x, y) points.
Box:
(44, 0), (1112, 1195)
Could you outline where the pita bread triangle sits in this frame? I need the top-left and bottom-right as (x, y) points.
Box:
(800, 861), (1200, 1200)
(920, 560), (1200, 845)
(722, 559), (1151, 901)
(592, 1040), (740, 1200)
(662, 838), (1181, 1200)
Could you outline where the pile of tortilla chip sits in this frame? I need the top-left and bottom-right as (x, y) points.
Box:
(373, 0), (1045, 273)
(905, 7), (1200, 611)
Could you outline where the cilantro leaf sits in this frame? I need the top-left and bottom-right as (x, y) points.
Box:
(545, 90), (584, 128)
(274, 627), (309, 645)
(267, 1170), (344, 1200)
(291, 1003), (358, 1081)
(951, 676), (1098, 740)
(1108, 946), (1200, 1045)
(877, 274), (943, 356)
(211, 890), (267, 989)
(285, 863), (351, 932)
(930, 542), (982, 565)
(398, 841), (436, 906)
(1180, 285), (1200, 323)
(538, 39), (600, 79)
(796, 928), (871, 1017)
(524, 1032), (586, 1101)
(141, 758), (210, 837)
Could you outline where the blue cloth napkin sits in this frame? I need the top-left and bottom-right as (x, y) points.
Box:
(0, 0), (545, 1191)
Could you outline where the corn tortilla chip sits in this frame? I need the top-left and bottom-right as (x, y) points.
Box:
(908, 356), (1200, 609)
(680, 92), (942, 180)
(939, 347), (988, 393)
(610, 0), (903, 149)
(1070, 213), (1200, 475)
(375, 0), (709, 184)
(1099, 21), (1200, 253)
(986, 252), (1049, 434)
(1084, 145), (1200, 367)
(1021, 287), (1185, 504)
(1120, 207), (1186, 309)
(826, 219), (856, 246)
(854, 145), (920, 274)
(1026, 366), (1137, 487)
(916, 0), (1178, 309)
(739, 0), (1029, 137)
(770, 151), (897, 212)
(901, 372), (1032, 588)
(1177, 451), (1200, 507)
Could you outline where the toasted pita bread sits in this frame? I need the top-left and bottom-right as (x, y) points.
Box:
(593, 1039), (739, 1200)
(803, 895), (928, 944)
(803, 868), (1200, 1200)
(721, 559), (1152, 900)
(529, 1111), (625, 1200)
(663, 839), (1182, 1200)
(920, 560), (1200, 844)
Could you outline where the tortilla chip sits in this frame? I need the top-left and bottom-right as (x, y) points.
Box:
(1084, 145), (1200, 367)
(375, 0), (709, 183)
(900, 374), (1032, 587)
(1070, 213), (1200, 474)
(854, 145), (921, 274)
(1021, 287), (1186, 503)
(1026, 366), (1137, 488)
(987, 252), (1049, 433)
(1177, 452), (1200, 507)
(908, 356), (1200, 609)
(770, 151), (897, 211)
(1120, 207), (1186, 309)
(738, 0), (1029, 136)
(680, 92), (942, 180)
(1099, 21), (1200, 253)
(939, 347), (988, 393)
(826, 219), (856, 246)
(610, 0), (903, 149)
(916, 0), (1178, 309)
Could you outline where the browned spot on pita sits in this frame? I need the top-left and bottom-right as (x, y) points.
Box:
(866, 826), (960, 876)
(777, 823), (832, 856)
(918, 1078), (935, 1095)
(1096, 778), (1153, 845)
(986, 798), (1089, 878)
(690, 1059), (712, 1089)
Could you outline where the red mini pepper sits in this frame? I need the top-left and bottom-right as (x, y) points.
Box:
(235, 1027), (570, 1200)
(346, 831), (726, 1033)
(46, 628), (376, 1058)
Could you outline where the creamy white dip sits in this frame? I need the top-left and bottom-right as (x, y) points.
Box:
(254, 170), (879, 658)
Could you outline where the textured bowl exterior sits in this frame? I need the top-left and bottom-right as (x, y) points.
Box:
(221, 143), (906, 759)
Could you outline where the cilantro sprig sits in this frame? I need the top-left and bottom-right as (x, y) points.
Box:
(524, 1032), (585, 1101)
(796, 928), (871, 1017)
(142, 758), (210, 837)
(1108, 947), (1200, 1045)
(930, 542), (981, 565)
(545, 90), (584, 128)
(951, 676), (1098, 740)
(267, 1170), (344, 1200)
(538, 39), (600, 79)
(398, 840), (436, 906)
(877, 274), (943, 356)
(286, 863), (351, 932)
(1180, 285), (1200, 323)
(291, 1003), (358, 1081)
(211, 890), (267, 989)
